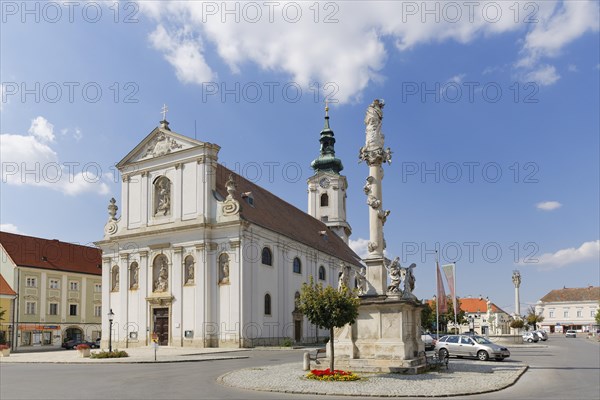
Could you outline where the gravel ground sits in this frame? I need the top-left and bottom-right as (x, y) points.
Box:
(218, 361), (528, 397)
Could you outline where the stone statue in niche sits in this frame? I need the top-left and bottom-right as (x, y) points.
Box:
(112, 267), (119, 291)
(219, 255), (230, 284)
(130, 265), (138, 289)
(154, 257), (169, 292)
(155, 178), (171, 216)
(185, 257), (194, 284)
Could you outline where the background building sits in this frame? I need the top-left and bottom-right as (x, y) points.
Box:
(458, 297), (511, 335)
(0, 274), (16, 348)
(96, 116), (361, 349)
(0, 232), (102, 350)
(535, 286), (600, 333)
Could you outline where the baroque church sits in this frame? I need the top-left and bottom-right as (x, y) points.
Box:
(96, 108), (362, 348)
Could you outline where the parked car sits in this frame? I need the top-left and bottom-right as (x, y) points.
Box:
(522, 332), (539, 343)
(533, 330), (548, 341)
(435, 334), (510, 361)
(565, 330), (577, 338)
(421, 331), (435, 351)
(61, 339), (97, 350)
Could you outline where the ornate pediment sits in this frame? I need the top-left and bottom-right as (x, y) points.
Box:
(116, 126), (208, 168)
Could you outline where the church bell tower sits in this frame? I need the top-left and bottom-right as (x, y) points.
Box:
(307, 103), (352, 243)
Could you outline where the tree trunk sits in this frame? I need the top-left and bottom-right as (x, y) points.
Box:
(329, 326), (334, 372)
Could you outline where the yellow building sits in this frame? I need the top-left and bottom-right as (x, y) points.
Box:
(0, 232), (102, 350)
(0, 274), (16, 348)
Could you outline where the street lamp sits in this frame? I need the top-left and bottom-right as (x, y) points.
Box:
(108, 309), (114, 352)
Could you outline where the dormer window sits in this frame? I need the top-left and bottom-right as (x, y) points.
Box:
(241, 191), (254, 206)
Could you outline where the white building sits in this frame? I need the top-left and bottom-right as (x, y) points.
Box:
(96, 114), (362, 348)
(535, 286), (599, 333)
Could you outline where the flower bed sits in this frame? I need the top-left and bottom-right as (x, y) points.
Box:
(90, 350), (129, 359)
(306, 368), (360, 381)
(75, 344), (90, 350)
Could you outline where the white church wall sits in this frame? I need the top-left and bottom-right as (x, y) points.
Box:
(181, 161), (199, 220)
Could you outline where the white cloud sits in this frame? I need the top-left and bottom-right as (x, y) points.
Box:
(138, 1), (597, 102)
(524, 65), (560, 86)
(532, 240), (600, 270)
(567, 64), (578, 72)
(349, 238), (370, 260)
(149, 24), (215, 85)
(0, 223), (21, 234)
(28, 116), (55, 142)
(1, 117), (110, 196)
(536, 201), (562, 211)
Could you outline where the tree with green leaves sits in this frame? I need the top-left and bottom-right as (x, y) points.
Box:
(526, 305), (544, 330)
(595, 303), (600, 325)
(420, 302), (435, 331)
(510, 319), (525, 330)
(298, 276), (360, 371)
(427, 297), (467, 332)
(0, 308), (5, 321)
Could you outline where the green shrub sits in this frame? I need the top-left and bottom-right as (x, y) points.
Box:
(282, 338), (293, 347)
(90, 350), (129, 359)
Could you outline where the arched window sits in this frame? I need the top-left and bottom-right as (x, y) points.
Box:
(153, 176), (171, 216)
(129, 262), (138, 289)
(318, 266), (326, 281)
(111, 266), (119, 291)
(261, 247), (272, 266)
(320, 193), (329, 207)
(293, 257), (301, 274)
(152, 254), (169, 293)
(264, 293), (272, 315)
(184, 255), (195, 284)
(219, 253), (230, 284)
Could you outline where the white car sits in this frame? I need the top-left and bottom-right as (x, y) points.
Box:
(565, 330), (577, 338)
(421, 332), (435, 351)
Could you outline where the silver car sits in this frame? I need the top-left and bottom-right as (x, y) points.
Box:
(435, 334), (510, 361)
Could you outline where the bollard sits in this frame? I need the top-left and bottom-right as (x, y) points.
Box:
(303, 351), (310, 371)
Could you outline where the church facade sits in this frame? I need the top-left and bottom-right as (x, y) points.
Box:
(96, 114), (361, 348)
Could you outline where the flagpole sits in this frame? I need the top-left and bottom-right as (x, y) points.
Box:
(436, 251), (439, 341)
(453, 262), (458, 332)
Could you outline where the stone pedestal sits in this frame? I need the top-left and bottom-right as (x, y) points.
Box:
(333, 296), (425, 373)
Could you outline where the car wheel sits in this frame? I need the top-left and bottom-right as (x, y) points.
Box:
(438, 348), (449, 359)
(527, 338), (533, 343)
(477, 350), (489, 361)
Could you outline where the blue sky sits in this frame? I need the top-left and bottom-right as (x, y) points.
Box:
(1, 1), (599, 314)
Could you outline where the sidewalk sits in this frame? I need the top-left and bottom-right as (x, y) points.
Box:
(0, 346), (250, 364)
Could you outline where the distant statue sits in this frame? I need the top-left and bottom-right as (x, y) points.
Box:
(225, 174), (236, 200)
(113, 267), (119, 291)
(359, 99), (392, 165)
(385, 257), (401, 293)
(130, 266), (138, 289)
(185, 257), (194, 284)
(356, 267), (367, 295)
(364, 99), (385, 150)
(338, 263), (350, 290)
(402, 263), (417, 294)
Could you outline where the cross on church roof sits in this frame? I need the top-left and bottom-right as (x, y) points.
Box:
(161, 104), (169, 121)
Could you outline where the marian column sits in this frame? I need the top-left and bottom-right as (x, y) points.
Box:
(360, 99), (392, 295)
(512, 270), (521, 317)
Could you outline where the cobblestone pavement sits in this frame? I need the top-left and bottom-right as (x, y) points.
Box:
(218, 360), (528, 397)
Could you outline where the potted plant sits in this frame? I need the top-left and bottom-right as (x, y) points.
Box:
(0, 344), (10, 357)
(76, 343), (91, 358)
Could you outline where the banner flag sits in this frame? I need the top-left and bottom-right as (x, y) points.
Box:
(442, 263), (457, 316)
(436, 262), (447, 314)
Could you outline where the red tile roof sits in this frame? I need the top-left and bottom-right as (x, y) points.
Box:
(0, 274), (16, 296)
(0, 231), (102, 276)
(215, 165), (362, 267)
(425, 297), (508, 314)
(459, 297), (507, 314)
(540, 286), (600, 302)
